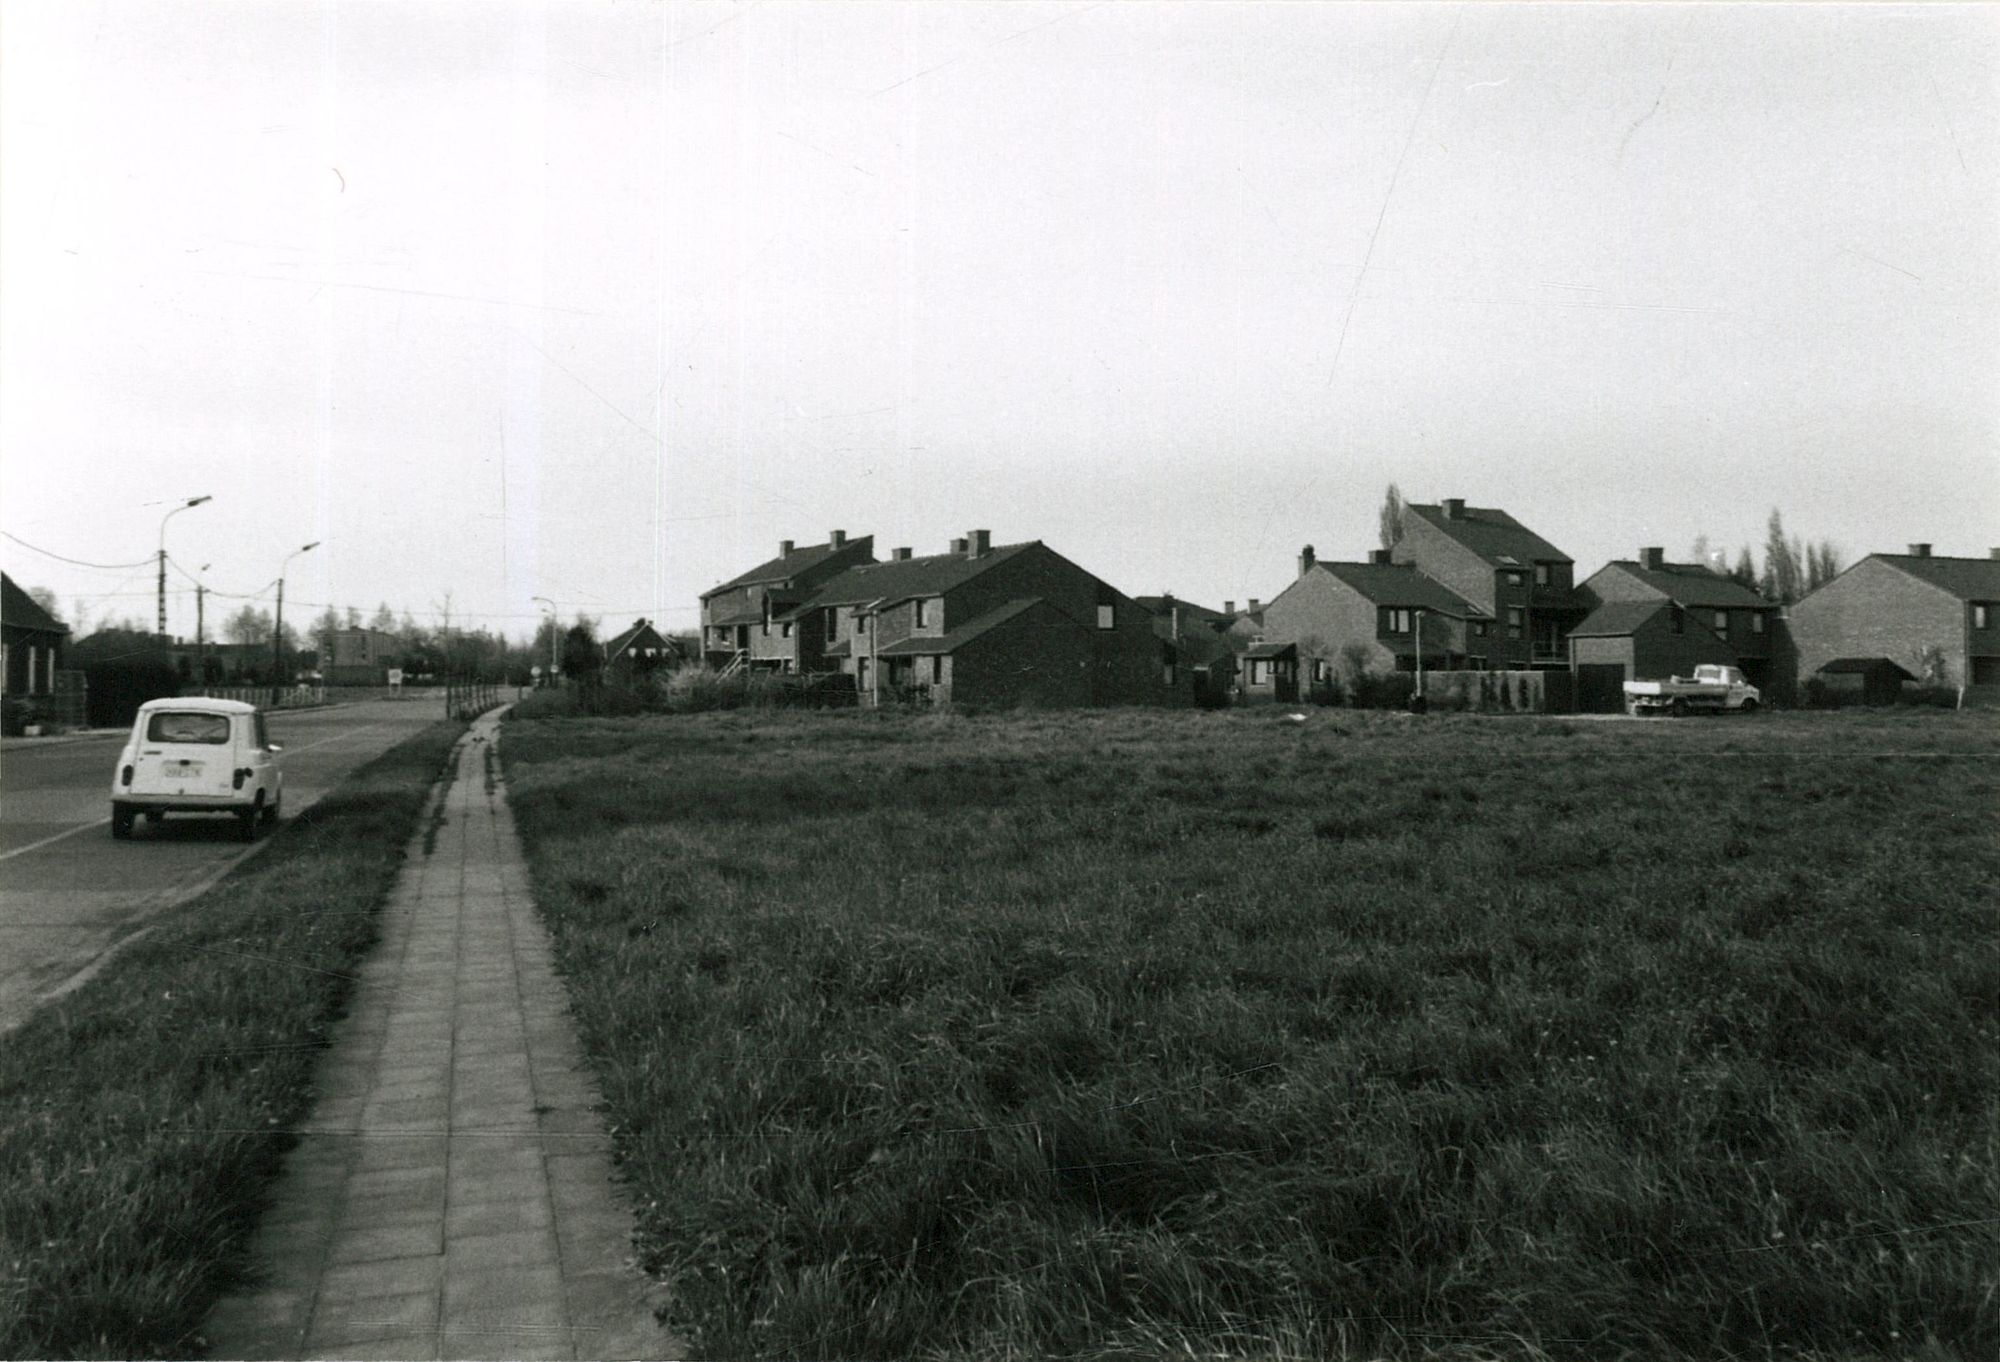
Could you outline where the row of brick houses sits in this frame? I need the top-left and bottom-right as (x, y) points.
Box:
(695, 515), (2000, 709)
(699, 531), (1173, 707)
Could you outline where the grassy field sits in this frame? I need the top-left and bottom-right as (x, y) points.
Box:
(0, 719), (465, 1359)
(499, 705), (2000, 1361)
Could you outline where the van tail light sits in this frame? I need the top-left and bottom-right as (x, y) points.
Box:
(233, 769), (248, 790)
(121, 765), (133, 787)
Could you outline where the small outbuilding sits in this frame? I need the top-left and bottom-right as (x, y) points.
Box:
(1812, 656), (1918, 706)
(1568, 599), (1735, 712)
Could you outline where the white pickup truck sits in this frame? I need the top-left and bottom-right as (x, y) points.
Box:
(1624, 664), (1762, 716)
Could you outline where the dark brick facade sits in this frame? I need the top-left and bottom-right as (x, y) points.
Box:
(1789, 553), (2000, 701)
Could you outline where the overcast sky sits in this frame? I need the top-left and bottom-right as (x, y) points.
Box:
(3, 1), (1995, 642)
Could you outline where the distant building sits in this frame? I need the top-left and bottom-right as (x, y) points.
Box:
(602, 618), (679, 676)
(1258, 546), (1491, 699)
(1578, 548), (1784, 696)
(1137, 595), (1236, 704)
(1392, 499), (1585, 668)
(324, 627), (402, 685)
(1, 573), (69, 700)
(700, 531), (879, 672)
(1788, 546), (2000, 704)
(1566, 599), (1738, 712)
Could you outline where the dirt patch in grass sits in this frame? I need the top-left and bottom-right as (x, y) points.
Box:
(503, 705), (2000, 1360)
(0, 719), (465, 1359)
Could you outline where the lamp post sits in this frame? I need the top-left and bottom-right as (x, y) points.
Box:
(157, 495), (212, 639)
(533, 596), (557, 684)
(272, 542), (320, 706)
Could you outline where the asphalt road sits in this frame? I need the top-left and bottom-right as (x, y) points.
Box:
(0, 697), (452, 1031)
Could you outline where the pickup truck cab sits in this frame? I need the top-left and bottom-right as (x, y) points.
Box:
(1623, 664), (1761, 716)
(111, 697), (283, 840)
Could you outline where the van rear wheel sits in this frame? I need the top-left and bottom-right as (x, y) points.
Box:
(111, 805), (135, 840)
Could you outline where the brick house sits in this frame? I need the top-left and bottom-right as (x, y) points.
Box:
(1566, 599), (1739, 711)
(1579, 548), (1784, 695)
(2, 572), (69, 702)
(700, 532), (877, 671)
(1239, 641), (1299, 704)
(602, 618), (679, 677)
(1788, 545), (2000, 704)
(809, 531), (1175, 708)
(1391, 499), (1586, 668)
(1137, 595), (1237, 705)
(1257, 545), (1491, 700)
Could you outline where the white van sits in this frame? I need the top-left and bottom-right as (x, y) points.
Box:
(111, 697), (283, 840)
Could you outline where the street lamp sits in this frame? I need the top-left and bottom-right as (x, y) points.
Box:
(532, 596), (558, 685)
(272, 542), (320, 706)
(193, 563), (212, 692)
(157, 495), (213, 638)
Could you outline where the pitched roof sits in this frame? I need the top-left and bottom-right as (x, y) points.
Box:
(1405, 503), (1571, 566)
(873, 598), (1059, 656)
(808, 542), (1036, 608)
(1569, 600), (1675, 638)
(1872, 553), (2000, 601)
(703, 535), (874, 598)
(1818, 656), (1919, 678)
(1244, 641), (1297, 659)
(1314, 563), (1489, 616)
(603, 618), (673, 660)
(1, 573), (67, 636)
(707, 606), (763, 627)
(1134, 596), (1230, 626)
(1600, 560), (1772, 610)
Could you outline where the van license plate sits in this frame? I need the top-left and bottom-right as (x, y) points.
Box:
(167, 760), (203, 777)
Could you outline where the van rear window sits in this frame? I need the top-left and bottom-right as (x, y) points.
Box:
(146, 712), (232, 744)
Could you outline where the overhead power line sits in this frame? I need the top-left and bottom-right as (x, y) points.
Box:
(0, 530), (157, 571)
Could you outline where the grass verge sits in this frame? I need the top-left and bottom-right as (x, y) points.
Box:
(502, 705), (2000, 1360)
(0, 718), (465, 1359)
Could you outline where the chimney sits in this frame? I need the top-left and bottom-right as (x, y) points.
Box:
(1298, 544), (1316, 578)
(1443, 498), (1465, 520)
(950, 537), (969, 556)
(829, 529), (846, 547)
(968, 529), (991, 558)
(1908, 543), (1932, 558)
(1368, 549), (1391, 565)
(779, 539), (794, 556)
(1641, 546), (1665, 570)
(1223, 600), (1236, 615)
(1248, 598), (1262, 614)
(893, 546), (912, 561)
(1990, 548), (2000, 560)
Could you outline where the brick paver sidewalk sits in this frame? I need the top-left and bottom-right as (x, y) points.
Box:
(204, 708), (683, 1360)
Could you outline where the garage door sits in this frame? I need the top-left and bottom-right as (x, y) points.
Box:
(1575, 663), (1628, 713)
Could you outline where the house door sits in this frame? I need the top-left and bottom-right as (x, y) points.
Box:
(1575, 663), (1626, 713)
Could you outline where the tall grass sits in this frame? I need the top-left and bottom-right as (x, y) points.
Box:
(502, 706), (1999, 1360)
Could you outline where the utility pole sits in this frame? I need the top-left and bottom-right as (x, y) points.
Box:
(195, 571), (208, 694)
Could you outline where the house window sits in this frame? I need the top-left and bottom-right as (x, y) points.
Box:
(931, 656), (943, 685)
(1669, 606), (1684, 635)
(1507, 607), (1524, 639)
(1097, 604), (1115, 629)
(915, 598), (930, 628)
(1164, 661), (1176, 686)
(1250, 659), (1268, 685)
(824, 609), (840, 640)
(1713, 610), (1729, 635)
(1751, 613), (1766, 635)
(1535, 563), (1550, 586)
(1504, 570), (1526, 587)
(858, 613), (869, 634)
(1471, 620), (1488, 638)
(1384, 608), (1413, 634)
(781, 622), (792, 638)
(1976, 603), (1992, 630)
(1468, 655), (1487, 670)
